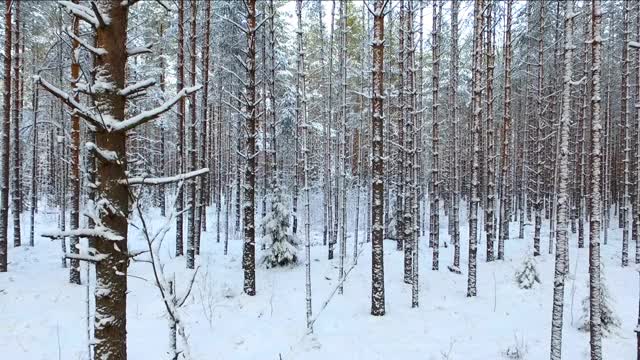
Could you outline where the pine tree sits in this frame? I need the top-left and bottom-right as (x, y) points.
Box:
(370, 0), (386, 317)
(0, 0), (11, 273)
(498, 0), (513, 261)
(260, 183), (297, 268)
(467, 0), (484, 298)
(38, 2), (202, 357)
(550, 5), (574, 354)
(515, 255), (541, 289)
(448, 0), (461, 273)
(579, 267), (620, 336)
(68, 0), (81, 285)
(588, 1), (603, 357)
(243, 0), (258, 296)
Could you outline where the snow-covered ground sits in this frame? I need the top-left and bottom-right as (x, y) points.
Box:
(0, 205), (637, 360)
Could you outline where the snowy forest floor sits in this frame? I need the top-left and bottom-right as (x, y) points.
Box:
(0, 204), (637, 360)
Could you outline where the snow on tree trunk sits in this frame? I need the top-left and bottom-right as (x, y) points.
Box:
(405, 0), (417, 307)
(484, 0), (495, 262)
(549, 4), (574, 358)
(37, 2), (202, 358)
(397, 0), (406, 256)
(449, 0), (461, 272)
(68, 0), (81, 285)
(338, 0), (348, 295)
(498, 0), (513, 262)
(533, 1), (546, 258)
(467, 0), (484, 298)
(616, 1), (630, 262)
(176, 0), (186, 258)
(371, 0), (386, 317)
(243, 0), (257, 296)
(431, 0), (441, 270)
(588, 1), (603, 358)
(0, 0), (11, 273)
(186, 0), (199, 269)
(10, 1), (21, 253)
(296, 0), (312, 332)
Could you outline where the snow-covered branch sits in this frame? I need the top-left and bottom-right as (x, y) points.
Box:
(35, 76), (105, 130)
(86, 142), (119, 163)
(120, 168), (209, 186)
(59, 1), (99, 27)
(41, 227), (124, 242)
(120, 0), (141, 7)
(113, 85), (202, 132)
(65, 28), (107, 56)
(65, 252), (109, 263)
(119, 78), (156, 97)
(220, 16), (248, 34)
(90, 1), (110, 27)
(127, 44), (153, 57)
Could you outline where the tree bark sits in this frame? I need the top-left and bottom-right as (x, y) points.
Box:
(0, 0), (11, 272)
(588, 1), (603, 358)
(371, 0), (386, 317)
(467, 0), (484, 298)
(243, 0), (257, 296)
(550, 3), (573, 358)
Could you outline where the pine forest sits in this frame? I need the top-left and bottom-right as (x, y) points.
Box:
(1, 1), (640, 359)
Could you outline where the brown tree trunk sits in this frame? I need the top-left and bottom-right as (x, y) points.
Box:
(93, 3), (130, 358)
(187, 0), (198, 268)
(68, 0), (81, 284)
(0, 0), (11, 272)
(175, 0), (185, 257)
(243, 0), (257, 296)
(11, 0), (21, 249)
(370, 0), (386, 317)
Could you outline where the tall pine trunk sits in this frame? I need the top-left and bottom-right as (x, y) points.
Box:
(467, 0), (484, 298)
(243, 0), (257, 296)
(370, 0), (386, 317)
(0, 0), (11, 272)
(588, 1), (603, 358)
(550, 3), (574, 358)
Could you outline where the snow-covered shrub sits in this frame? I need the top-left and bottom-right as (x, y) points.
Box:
(386, 214), (400, 240)
(260, 182), (298, 268)
(515, 255), (541, 289)
(578, 266), (620, 334)
(503, 334), (528, 359)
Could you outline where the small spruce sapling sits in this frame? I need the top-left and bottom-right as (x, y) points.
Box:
(515, 255), (541, 289)
(578, 264), (620, 334)
(260, 181), (298, 268)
